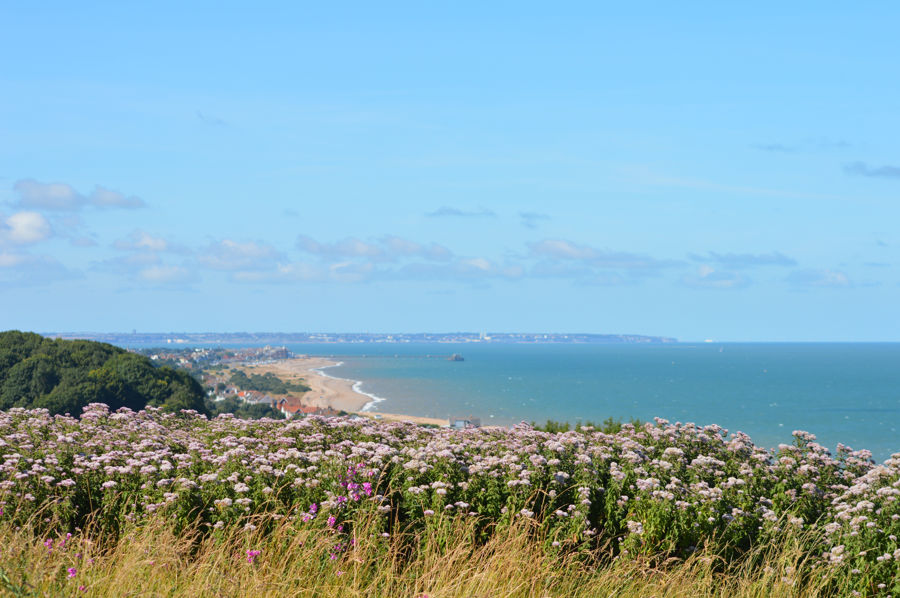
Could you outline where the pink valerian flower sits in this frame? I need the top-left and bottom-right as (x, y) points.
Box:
(67, 567), (77, 578)
(246, 549), (261, 564)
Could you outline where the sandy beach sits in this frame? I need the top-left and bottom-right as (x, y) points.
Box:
(236, 358), (449, 426)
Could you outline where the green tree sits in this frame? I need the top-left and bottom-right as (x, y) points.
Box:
(0, 331), (208, 416)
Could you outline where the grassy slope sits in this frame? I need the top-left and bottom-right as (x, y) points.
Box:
(1, 514), (839, 597)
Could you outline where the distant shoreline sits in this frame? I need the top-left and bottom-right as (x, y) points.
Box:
(241, 357), (449, 427)
(45, 331), (678, 345)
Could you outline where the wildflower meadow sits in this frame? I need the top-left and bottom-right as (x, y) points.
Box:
(0, 403), (898, 596)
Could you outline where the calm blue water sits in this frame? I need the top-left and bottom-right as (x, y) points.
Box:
(122, 341), (900, 461)
(294, 343), (899, 461)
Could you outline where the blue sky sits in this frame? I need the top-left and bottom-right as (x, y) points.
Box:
(1, 2), (898, 341)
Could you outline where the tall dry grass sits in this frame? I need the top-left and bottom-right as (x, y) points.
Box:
(0, 512), (844, 597)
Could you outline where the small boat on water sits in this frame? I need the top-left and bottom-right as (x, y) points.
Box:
(448, 353), (465, 362)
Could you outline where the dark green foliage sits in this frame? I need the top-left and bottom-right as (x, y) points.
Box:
(531, 416), (642, 434)
(204, 396), (285, 419)
(0, 331), (208, 416)
(229, 369), (310, 394)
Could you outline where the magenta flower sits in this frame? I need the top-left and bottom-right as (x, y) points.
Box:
(246, 549), (261, 564)
(67, 567), (77, 578)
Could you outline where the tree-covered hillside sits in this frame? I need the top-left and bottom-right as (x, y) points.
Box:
(0, 331), (207, 416)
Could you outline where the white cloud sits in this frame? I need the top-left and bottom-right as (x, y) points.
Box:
(395, 258), (523, 282)
(297, 234), (453, 262)
(380, 236), (452, 261)
(330, 238), (383, 258)
(681, 265), (750, 289)
(529, 239), (597, 261)
(329, 261), (376, 283)
(0, 251), (74, 286)
(528, 239), (678, 270)
(689, 251), (796, 268)
(0, 252), (29, 268)
(198, 239), (283, 271)
(232, 262), (324, 283)
(113, 230), (179, 253)
(89, 186), (145, 209)
(0, 212), (52, 245)
(138, 265), (196, 285)
(786, 269), (851, 288)
(461, 257), (492, 271)
(12, 179), (145, 210)
(93, 251), (197, 287)
(14, 179), (82, 210)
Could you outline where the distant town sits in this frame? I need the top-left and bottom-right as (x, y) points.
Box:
(46, 331), (677, 345)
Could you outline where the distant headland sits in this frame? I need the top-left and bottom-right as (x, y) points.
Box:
(43, 331), (677, 345)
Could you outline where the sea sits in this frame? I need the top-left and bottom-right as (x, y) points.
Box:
(302, 342), (900, 462)
(129, 341), (900, 462)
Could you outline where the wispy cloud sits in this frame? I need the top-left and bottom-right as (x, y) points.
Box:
(689, 251), (796, 268)
(113, 230), (189, 254)
(70, 236), (98, 247)
(753, 143), (796, 153)
(198, 239), (284, 271)
(576, 272), (632, 286)
(626, 167), (850, 201)
(753, 138), (850, 153)
(426, 206), (496, 218)
(296, 234), (452, 262)
(811, 138), (851, 150)
(0, 251), (75, 286)
(13, 179), (146, 210)
(786, 268), (851, 288)
(296, 236), (384, 259)
(844, 162), (900, 179)
(528, 239), (679, 270)
(395, 258), (523, 282)
(137, 264), (198, 285)
(519, 211), (550, 229)
(224, 232), (524, 285)
(681, 265), (750, 290)
(380, 236), (453, 260)
(94, 251), (199, 288)
(232, 262), (324, 284)
(196, 111), (228, 126)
